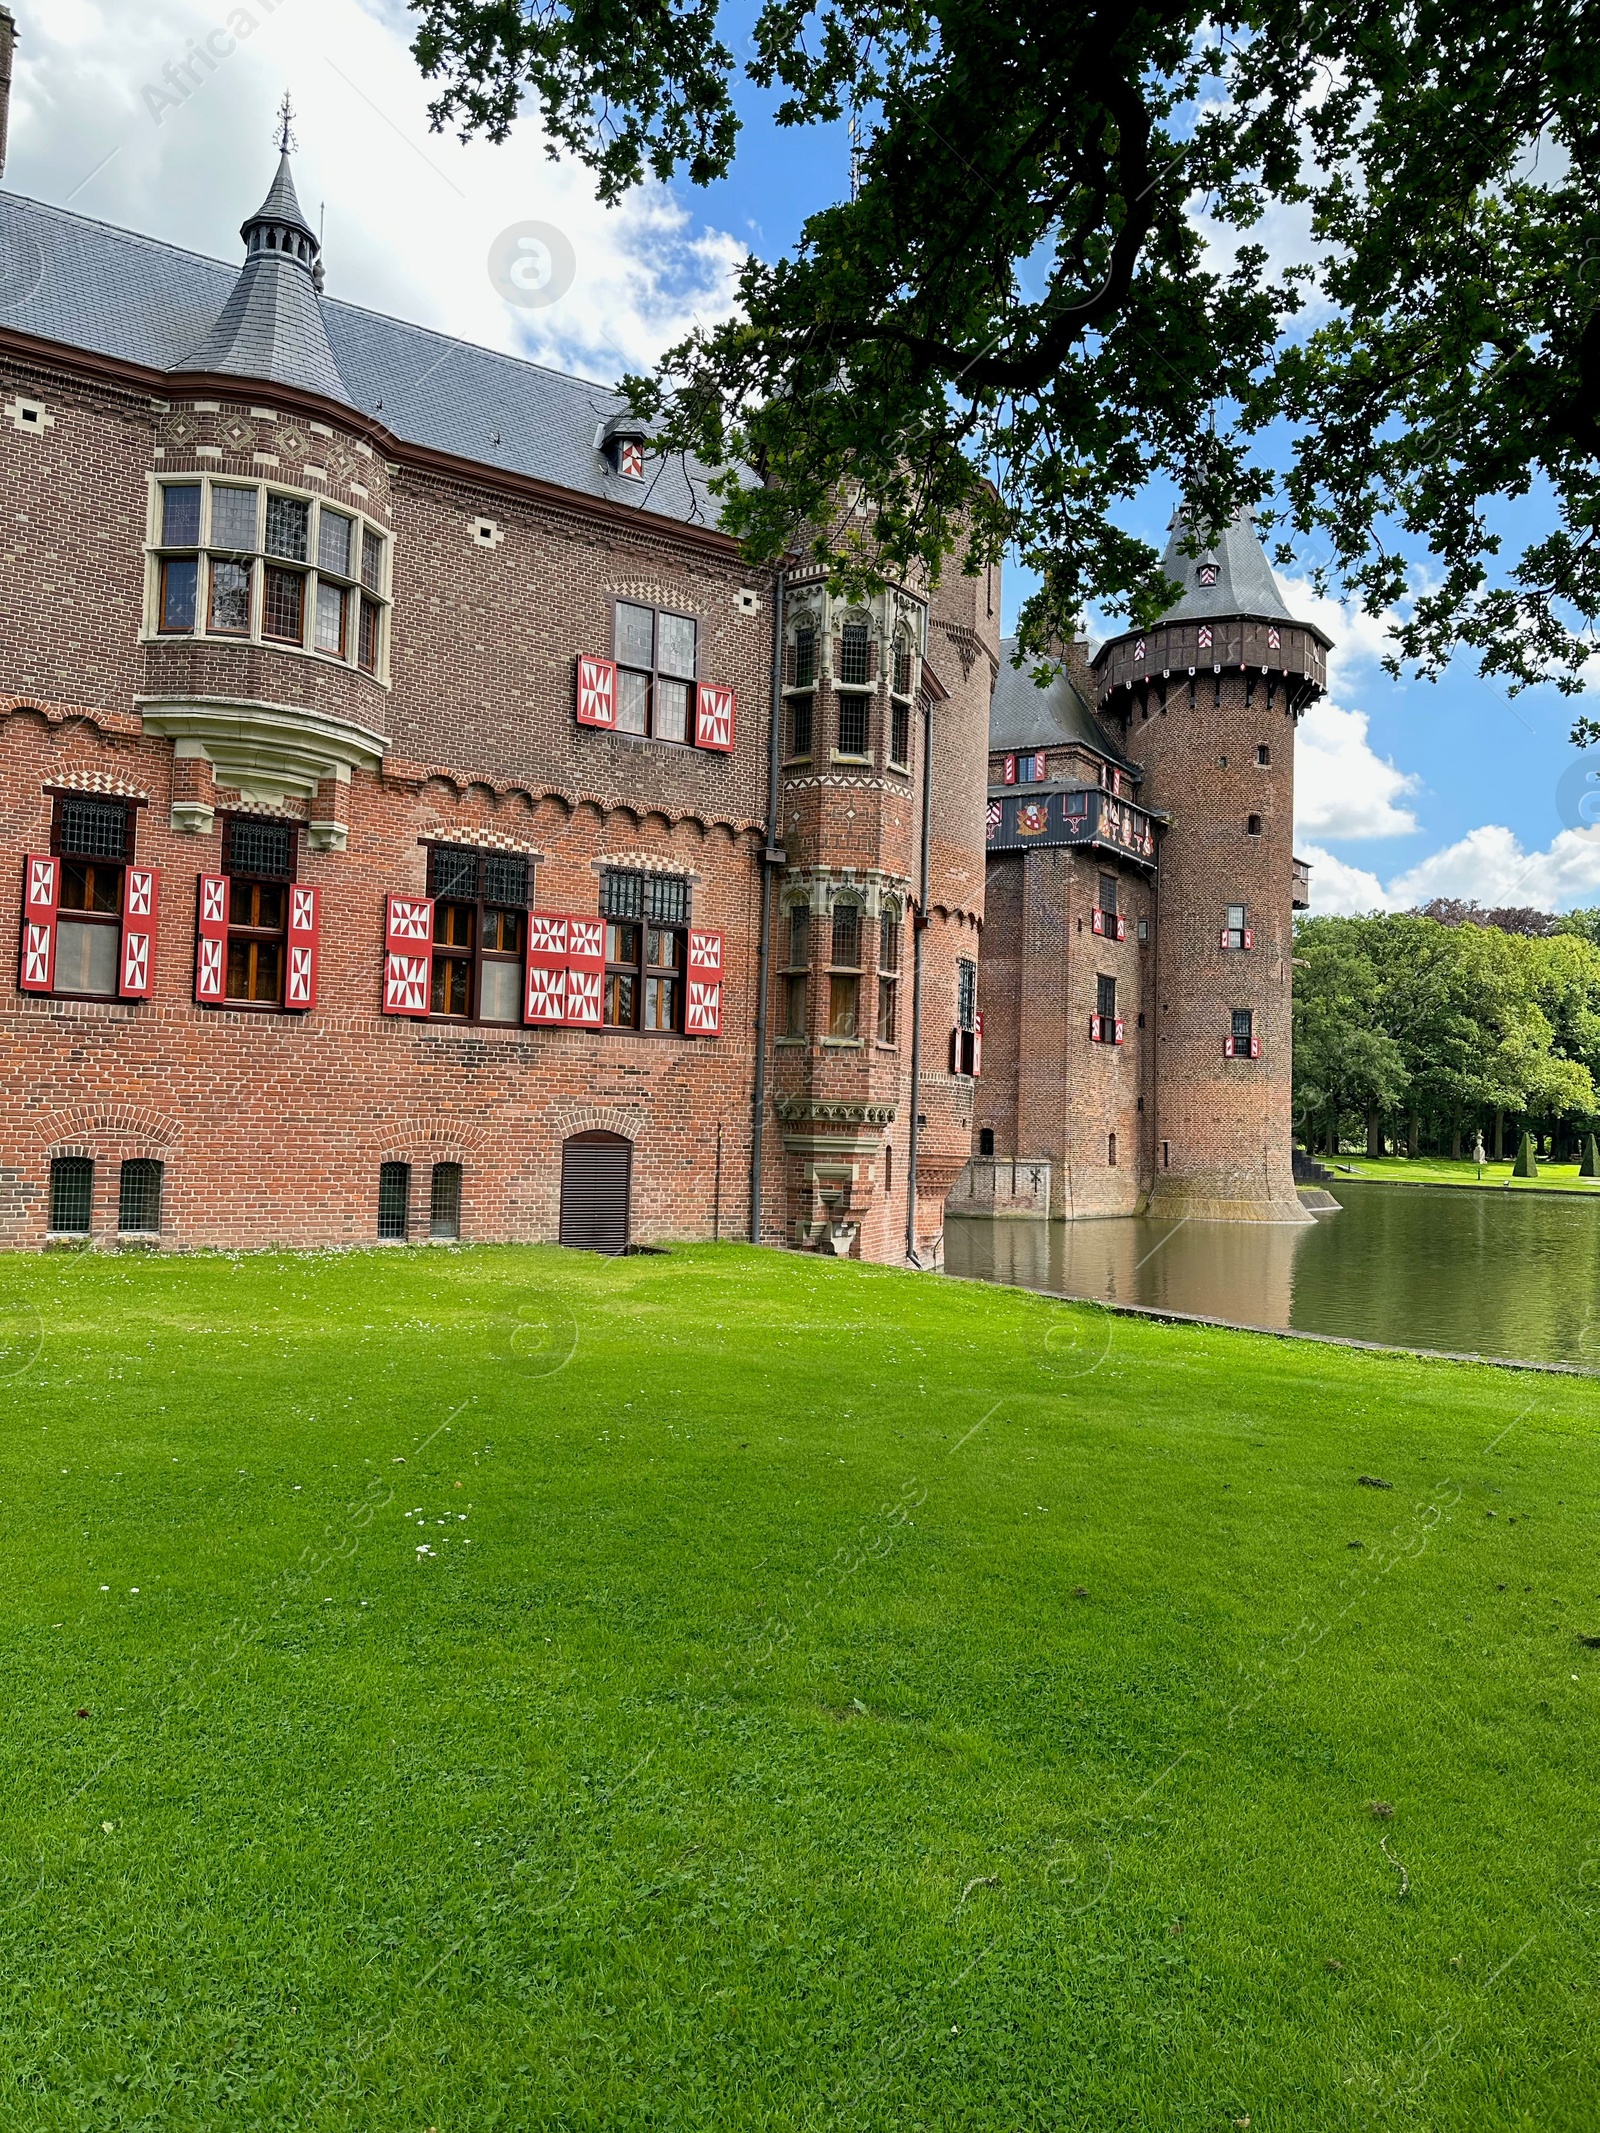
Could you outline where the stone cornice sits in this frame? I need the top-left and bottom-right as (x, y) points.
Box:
(774, 1097), (898, 1127)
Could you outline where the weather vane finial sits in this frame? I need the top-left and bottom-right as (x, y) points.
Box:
(275, 93), (297, 156)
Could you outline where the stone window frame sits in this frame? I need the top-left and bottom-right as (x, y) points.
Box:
(833, 608), (875, 765)
(875, 896), (903, 1046)
(776, 893), (811, 1046)
(142, 473), (392, 684)
(888, 624), (917, 773)
(823, 889), (867, 1046)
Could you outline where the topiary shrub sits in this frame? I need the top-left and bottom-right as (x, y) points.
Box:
(1513, 1131), (1539, 1178)
(1581, 1134), (1600, 1179)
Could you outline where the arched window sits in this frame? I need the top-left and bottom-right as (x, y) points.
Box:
(781, 900), (810, 1039)
(828, 898), (863, 1039)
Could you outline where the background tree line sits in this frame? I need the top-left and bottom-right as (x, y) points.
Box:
(1293, 903), (1600, 1160)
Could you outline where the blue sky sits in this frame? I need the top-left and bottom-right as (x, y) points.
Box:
(9, 0), (1595, 913)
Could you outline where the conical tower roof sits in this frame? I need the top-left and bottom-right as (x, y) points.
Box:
(1154, 507), (1296, 626)
(178, 150), (347, 403)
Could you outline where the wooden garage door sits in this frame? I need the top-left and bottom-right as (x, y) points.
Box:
(559, 1131), (632, 1253)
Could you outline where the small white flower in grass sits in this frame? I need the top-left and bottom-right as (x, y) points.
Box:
(101, 1821), (114, 1834)
(99, 1585), (109, 1592)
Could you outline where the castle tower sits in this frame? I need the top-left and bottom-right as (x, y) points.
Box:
(1093, 511), (1327, 1221)
(759, 550), (995, 1264)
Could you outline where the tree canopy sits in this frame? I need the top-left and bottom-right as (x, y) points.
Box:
(411, 0), (1600, 716)
(1292, 911), (1600, 1155)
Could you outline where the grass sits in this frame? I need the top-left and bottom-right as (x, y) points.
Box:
(1328, 1153), (1600, 1194)
(1, 1241), (1597, 2131)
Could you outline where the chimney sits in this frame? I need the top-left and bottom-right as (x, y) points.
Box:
(0, 8), (16, 181)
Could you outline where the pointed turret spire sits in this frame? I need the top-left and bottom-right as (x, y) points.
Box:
(177, 135), (347, 403)
(1154, 505), (1295, 625)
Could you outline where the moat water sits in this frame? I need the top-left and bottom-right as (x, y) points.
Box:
(945, 1181), (1600, 1369)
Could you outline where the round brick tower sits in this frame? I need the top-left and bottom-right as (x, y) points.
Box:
(1093, 512), (1329, 1222)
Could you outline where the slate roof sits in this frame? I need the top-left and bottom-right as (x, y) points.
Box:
(1153, 507), (1296, 624)
(181, 156), (346, 401)
(989, 639), (1131, 765)
(0, 181), (726, 529)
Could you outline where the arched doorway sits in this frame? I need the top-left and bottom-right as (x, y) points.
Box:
(559, 1131), (632, 1253)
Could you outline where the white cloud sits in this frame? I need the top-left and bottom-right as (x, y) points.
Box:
(1386, 825), (1600, 911)
(1294, 697), (1419, 840)
(5, 0), (744, 383)
(1299, 826), (1600, 916)
(1295, 844), (1390, 916)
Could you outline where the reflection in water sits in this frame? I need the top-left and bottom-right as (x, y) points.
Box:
(946, 1183), (1600, 1368)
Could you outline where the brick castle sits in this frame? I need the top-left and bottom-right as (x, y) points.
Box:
(0, 51), (1325, 1257)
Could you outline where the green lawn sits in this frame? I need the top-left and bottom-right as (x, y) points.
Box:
(1329, 1153), (1600, 1194)
(2, 1244), (1597, 2131)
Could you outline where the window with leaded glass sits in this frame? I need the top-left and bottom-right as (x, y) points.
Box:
(430, 1162), (462, 1241)
(49, 1156), (93, 1235)
(957, 957), (978, 1032)
(1232, 1007), (1254, 1051)
(425, 844), (531, 1023)
(613, 599), (697, 743)
(378, 1161), (410, 1240)
(785, 622), (816, 759)
(838, 694), (869, 756)
(876, 906), (901, 1043)
(222, 815), (295, 1006)
(52, 794), (129, 998)
(1098, 872), (1118, 918)
(1096, 972), (1117, 1023)
(828, 899), (862, 1039)
(601, 870), (690, 1031)
(118, 1159), (163, 1235)
(781, 902), (810, 1040)
(149, 479), (387, 672)
(839, 619), (870, 686)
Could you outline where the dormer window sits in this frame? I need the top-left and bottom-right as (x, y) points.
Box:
(601, 425), (647, 480)
(1198, 563), (1219, 587)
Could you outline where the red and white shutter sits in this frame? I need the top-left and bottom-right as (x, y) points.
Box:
(972, 1010), (983, 1077)
(1219, 927), (1232, 950)
(1003, 754), (1017, 785)
(1115, 914), (1127, 942)
(1224, 1033), (1236, 1058)
(1250, 1034), (1262, 1059)
(119, 865), (160, 999)
(285, 884), (319, 1009)
(1092, 908), (1105, 937)
(195, 873), (229, 1003)
(564, 915), (605, 1026)
(576, 655), (618, 729)
(524, 912), (569, 1024)
(383, 892), (433, 1016)
(695, 682), (736, 753)
(1242, 927), (1254, 951)
(1113, 1017), (1125, 1045)
(18, 853), (58, 993)
(1032, 752), (1046, 781)
(686, 928), (723, 1034)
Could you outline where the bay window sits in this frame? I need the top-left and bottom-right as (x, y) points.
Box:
(149, 476), (390, 676)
